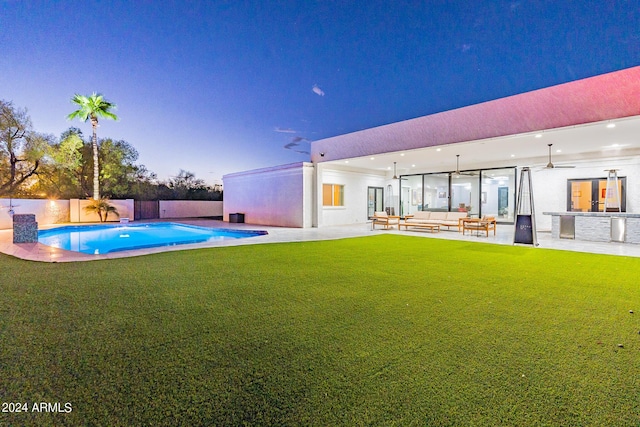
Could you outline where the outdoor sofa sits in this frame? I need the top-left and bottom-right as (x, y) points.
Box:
(403, 211), (469, 231)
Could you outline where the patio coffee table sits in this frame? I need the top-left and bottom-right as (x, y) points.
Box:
(399, 222), (440, 233)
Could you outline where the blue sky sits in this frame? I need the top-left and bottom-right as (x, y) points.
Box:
(1, 1), (638, 184)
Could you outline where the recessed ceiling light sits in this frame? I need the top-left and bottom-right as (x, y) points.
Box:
(400, 153), (405, 156)
(370, 157), (375, 160)
(535, 134), (543, 138)
(556, 149), (562, 153)
(344, 160), (349, 163)
(612, 143), (619, 147)
(436, 148), (441, 152)
(510, 154), (515, 157)
(607, 123), (616, 128)
(411, 164), (416, 167)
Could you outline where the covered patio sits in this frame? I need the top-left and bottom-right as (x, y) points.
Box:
(312, 66), (640, 231)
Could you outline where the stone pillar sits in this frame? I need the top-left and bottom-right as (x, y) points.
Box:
(13, 214), (38, 243)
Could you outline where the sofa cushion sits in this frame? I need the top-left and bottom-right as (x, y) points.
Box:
(412, 211), (431, 220)
(445, 212), (468, 221)
(428, 211), (448, 220)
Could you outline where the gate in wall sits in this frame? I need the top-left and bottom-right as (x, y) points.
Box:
(134, 200), (160, 220)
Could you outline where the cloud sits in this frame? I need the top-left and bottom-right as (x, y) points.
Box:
(283, 135), (310, 154)
(312, 84), (325, 96)
(274, 127), (297, 133)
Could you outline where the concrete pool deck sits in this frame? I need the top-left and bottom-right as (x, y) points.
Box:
(1, 219), (640, 262)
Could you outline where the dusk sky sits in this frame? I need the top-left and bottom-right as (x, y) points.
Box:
(1, 1), (639, 184)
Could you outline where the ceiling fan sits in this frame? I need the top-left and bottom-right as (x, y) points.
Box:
(453, 154), (477, 177)
(544, 143), (575, 169)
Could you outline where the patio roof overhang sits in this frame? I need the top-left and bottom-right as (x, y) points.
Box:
(311, 66), (640, 174)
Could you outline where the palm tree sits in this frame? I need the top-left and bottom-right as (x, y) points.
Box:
(67, 93), (117, 200)
(83, 197), (119, 222)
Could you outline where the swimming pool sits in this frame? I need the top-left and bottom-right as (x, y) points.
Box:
(38, 223), (268, 254)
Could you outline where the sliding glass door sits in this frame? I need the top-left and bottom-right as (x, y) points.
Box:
(399, 167), (517, 223)
(402, 175), (423, 215)
(424, 173), (450, 211)
(451, 173), (479, 216)
(480, 168), (516, 221)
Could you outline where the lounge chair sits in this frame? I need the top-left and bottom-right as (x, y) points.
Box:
(462, 216), (497, 237)
(372, 211), (400, 230)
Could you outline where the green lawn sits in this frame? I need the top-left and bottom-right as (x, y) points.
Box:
(1, 235), (639, 426)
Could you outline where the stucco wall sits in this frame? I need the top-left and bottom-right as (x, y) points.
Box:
(311, 67), (640, 163)
(0, 198), (70, 229)
(223, 162), (312, 227)
(534, 155), (640, 231)
(1, 198), (227, 229)
(318, 165), (388, 227)
(302, 164), (315, 227)
(159, 200), (223, 218)
(70, 199), (134, 223)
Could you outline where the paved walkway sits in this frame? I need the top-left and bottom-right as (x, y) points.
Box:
(1, 219), (640, 262)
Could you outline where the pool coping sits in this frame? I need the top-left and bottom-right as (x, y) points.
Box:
(0, 219), (374, 262)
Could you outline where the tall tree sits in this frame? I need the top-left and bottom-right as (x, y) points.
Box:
(35, 129), (85, 198)
(67, 93), (117, 200)
(97, 138), (140, 198)
(0, 100), (50, 196)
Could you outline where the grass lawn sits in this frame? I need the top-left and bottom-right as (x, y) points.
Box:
(1, 234), (640, 426)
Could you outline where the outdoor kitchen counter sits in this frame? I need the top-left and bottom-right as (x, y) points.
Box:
(543, 212), (640, 243)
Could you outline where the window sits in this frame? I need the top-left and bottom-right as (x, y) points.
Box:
(567, 177), (626, 212)
(323, 184), (344, 206)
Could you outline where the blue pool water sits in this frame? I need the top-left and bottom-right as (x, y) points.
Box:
(38, 223), (268, 254)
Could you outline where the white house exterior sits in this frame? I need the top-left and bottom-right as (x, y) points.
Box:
(223, 162), (315, 227)
(224, 66), (640, 231)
